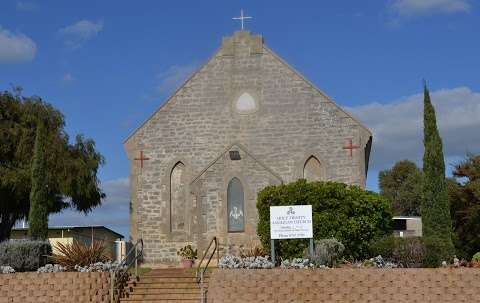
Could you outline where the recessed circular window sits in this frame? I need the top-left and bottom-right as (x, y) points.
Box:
(235, 92), (257, 113)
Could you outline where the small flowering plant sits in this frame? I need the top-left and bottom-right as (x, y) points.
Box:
(0, 265), (15, 274)
(177, 245), (197, 260)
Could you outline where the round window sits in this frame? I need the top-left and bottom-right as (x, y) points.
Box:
(235, 92), (257, 113)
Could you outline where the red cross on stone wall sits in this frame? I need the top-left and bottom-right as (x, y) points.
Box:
(134, 150), (150, 169)
(342, 139), (360, 157)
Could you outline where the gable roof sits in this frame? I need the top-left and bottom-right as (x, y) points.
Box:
(189, 142), (284, 185)
(263, 45), (372, 137)
(123, 48), (221, 144)
(124, 32), (372, 145)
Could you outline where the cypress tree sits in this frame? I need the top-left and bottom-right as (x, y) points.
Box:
(422, 83), (455, 266)
(28, 121), (49, 240)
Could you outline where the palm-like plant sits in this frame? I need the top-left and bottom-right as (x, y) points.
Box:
(240, 245), (268, 258)
(50, 240), (108, 270)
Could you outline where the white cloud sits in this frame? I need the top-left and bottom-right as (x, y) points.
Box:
(155, 62), (198, 94)
(0, 26), (36, 63)
(390, 0), (471, 16)
(16, 1), (37, 11)
(348, 87), (480, 172)
(62, 72), (74, 83)
(49, 177), (130, 238)
(59, 19), (103, 49)
(102, 178), (130, 205)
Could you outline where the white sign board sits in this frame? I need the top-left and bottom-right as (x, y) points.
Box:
(270, 205), (313, 239)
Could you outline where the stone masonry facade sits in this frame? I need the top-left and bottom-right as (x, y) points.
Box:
(124, 31), (372, 265)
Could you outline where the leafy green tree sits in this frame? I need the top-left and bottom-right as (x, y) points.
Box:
(421, 84), (455, 266)
(0, 90), (105, 241)
(28, 122), (49, 240)
(448, 154), (480, 259)
(379, 154), (480, 260)
(379, 160), (423, 216)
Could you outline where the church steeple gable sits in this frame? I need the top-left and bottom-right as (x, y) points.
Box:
(220, 31), (264, 57)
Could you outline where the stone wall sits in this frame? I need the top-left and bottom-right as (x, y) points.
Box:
(208, 268), (480, 303)
(0, 272), (110, 303)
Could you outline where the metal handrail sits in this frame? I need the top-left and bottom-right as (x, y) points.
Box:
(110, 238), (144, 303)
(195, 236), (218, 283)
(195, 237), (219, 303)
(116, 238), (144, 276)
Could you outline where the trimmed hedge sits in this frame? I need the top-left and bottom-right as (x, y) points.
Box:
(257, 180), (392, 260)
(0, 240), (52, 271)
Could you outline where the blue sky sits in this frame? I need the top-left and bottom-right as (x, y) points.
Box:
(2, 0), (479, 238)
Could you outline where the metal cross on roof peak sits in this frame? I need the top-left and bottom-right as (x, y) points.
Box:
(232, 9), (252, 30)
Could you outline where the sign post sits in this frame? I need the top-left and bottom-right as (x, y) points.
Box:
(270, 239), (275, 266)
(269, 205), (313, 265)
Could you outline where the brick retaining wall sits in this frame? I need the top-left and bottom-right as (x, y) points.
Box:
(0, 272), (110, 303)
(208, 268), (480, 303)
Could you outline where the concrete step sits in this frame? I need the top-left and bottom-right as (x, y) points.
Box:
(146, 269), (194, 275)
(145, 272), (204, 276)
(121, 268), (209, 303)
(137, 277), (204, 283)
(127, 287), (201, 295)
(120, 300), (198, 303)
(129, 284), (201, 290)
(129, 281), (201, 288)
(124, 293), (200, 300)
(142, 273), (200, 278)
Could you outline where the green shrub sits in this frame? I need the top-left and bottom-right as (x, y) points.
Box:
(423, 236), (453, 267)
(0, 240), (51, 271)
(471, 252), (480, 262)
(257, 180), (392, 260)
(370, 236), (426, 267)
(305, 238), (344, 267)
(369, 235), (395, 258)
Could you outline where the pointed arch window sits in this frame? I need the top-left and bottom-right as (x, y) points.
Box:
(227, 177), (245, 232)
(170, 162), (186, 232)
(303, 156), (323, 181)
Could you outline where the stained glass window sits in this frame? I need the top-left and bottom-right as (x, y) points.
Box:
(227, 177), (245, 232)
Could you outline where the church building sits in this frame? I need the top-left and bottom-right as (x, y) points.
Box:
(124, 31), (372, 265)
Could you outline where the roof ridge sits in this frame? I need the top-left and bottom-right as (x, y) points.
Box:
(123, 47), (222, 144)
(262, 45), (372, 136)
